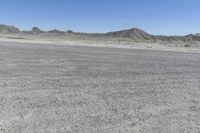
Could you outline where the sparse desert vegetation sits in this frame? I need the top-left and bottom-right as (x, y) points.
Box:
(184, 44), (191, 47)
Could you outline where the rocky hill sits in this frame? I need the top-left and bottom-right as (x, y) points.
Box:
(195, 33), (200, 36)
(69, 28), (200, 44)
(29, 27), (44, 34)
(106, 28), (200, 43)
(0, 24), (200, 44)
(106, 28), (152, 40)
(0, 24), (20, 33)
(48, 29), (65, 34)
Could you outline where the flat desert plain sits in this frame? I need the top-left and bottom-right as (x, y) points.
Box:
(0, 41), (200, 133)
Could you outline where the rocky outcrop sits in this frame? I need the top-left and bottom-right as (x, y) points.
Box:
(0, 24), (20, 33)
(30, 27), (44, 34)
(106, 28), (152, 41)
(48, 29), (65, 34)
(195, 33), (200, 36)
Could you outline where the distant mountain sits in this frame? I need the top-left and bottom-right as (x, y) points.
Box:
(29, 27), (44, 34)
(105, 28), (200, 43)
(48, 29), (65, 34)
(0, 24), (200, 44)
(21, 27), (44, 34)
(106, 28), (152, 40)
(69, 28), (200, 43)
(195, 33), (200, 36)
(0, 24), (20, 33)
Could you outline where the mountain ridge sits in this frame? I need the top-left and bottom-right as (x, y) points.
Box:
(0, 24), (20, 33)
(0, 24), (200, 44)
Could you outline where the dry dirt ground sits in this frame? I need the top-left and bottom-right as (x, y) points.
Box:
(0, 41), (200, 133)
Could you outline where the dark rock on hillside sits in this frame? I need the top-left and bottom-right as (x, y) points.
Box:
(66, 30), (74, 33)
(30, 27), (45, 34)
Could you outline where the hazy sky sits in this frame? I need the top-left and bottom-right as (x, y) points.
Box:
(0, 0), (200, 35)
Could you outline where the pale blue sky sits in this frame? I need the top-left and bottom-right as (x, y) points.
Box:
(0, 0), (200, 35)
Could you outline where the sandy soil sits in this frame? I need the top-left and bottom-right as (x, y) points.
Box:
(0, 41), (200, 133)
(1, 33), (200, 53)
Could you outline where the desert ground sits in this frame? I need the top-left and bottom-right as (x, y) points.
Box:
(1, 33), (200, 54)
(0, 41), (200, 133)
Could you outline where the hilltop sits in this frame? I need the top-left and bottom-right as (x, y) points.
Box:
(0, 24), (20, 33)
(0, 24), (200, 47)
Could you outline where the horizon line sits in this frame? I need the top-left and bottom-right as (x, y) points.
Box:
(0, 23), (199, 36)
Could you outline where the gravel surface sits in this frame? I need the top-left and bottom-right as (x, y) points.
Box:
(0, 42), (200, 133)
